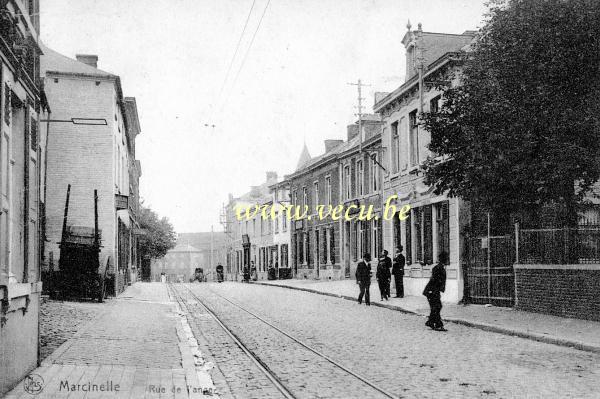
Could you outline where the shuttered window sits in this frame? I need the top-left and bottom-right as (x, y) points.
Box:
(436, 201), (450, 263)
(423, 205), (433, 265)
(330, 226), (335, 264)
(414, 209), (422, 263)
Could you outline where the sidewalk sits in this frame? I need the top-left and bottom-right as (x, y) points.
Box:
(256, 279), (600, 353)
(5, 283), (218, 398)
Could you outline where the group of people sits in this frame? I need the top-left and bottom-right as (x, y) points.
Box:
(355, 247), (448, 332)
(242, 261), (258, 282)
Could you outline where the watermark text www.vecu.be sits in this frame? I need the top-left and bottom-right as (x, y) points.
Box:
(235, 194), (410, 222)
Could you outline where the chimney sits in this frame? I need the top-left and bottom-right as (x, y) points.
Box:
(266, 171), (278, 184)
(347, 124), (359, 141)
(75, 54), (98, 69)
(324, 139), (343, 153)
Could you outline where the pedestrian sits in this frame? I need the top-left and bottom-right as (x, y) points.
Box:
(379, 250), (392, 299)
(392, 246), (405, 298)
(355, 253), (372, 306)
(250, 261), (258, 281)
(376, 254), (391, 301)
(423, 251), (448, 331)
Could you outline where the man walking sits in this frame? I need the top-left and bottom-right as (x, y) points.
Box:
(392, 246), (405, 298)
(356, 253), (372, 306)
(423, 252), (448, 331)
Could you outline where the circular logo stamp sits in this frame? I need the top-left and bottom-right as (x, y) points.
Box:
(23, 373), (44, 395)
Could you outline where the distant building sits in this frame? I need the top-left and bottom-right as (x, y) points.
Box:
(150, 243), (203, 282)
(223, 172), (278, 280)
(150, 232), (227, 282)
(40, 47), (142, 295)
(0, 0), (49, 394)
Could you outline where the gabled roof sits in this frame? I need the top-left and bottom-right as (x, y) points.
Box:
(40, 44), (115, 78)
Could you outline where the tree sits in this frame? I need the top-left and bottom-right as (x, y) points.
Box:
(420, 0), (600, 229)
(138, 206), (177, 259)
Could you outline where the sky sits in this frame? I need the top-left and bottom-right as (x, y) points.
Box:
(40, 0), (488, 233)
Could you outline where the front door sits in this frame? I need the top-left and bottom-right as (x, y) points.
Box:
(315, 230), (320, 278)
(345, 221), (351, 277)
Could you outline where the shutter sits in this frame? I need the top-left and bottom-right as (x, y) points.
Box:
(424, 205), (433, 264)
(330, 226), (335, 264)
(377, 218), (383, 256)
(415, 208), (422, 262)
(405, 213), (412, 264)
(439, 201), (450, 262)
(4, 84), (10, 126)
(307, 231), (311, 266)
(322, 229), (328, 264)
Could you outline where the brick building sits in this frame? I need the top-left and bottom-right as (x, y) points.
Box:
(0, 0), (49, 394)
(40, 48), (141, 295)
(374, 23), (475, 302)
(223, 172), (278, 281)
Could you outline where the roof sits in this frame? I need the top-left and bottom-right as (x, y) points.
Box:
(169, 243), (201, 253)
(40, 44), (115, 78)
(296, 142), (312, 171)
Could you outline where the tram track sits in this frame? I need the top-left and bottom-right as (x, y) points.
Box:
(170, 283), (399, 399)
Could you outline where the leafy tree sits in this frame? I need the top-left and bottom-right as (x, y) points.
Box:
(420, 0), (600, 229)
(138, 205), (177, 259)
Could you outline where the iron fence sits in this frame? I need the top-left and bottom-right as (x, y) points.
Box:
(518, 227), (600, 264)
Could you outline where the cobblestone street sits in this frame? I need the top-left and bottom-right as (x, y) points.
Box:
(40, 299), (105, 361)
(8, 282), (600, 398)
(180, 282), (600, 399)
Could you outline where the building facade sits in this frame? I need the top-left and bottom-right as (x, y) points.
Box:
(40, 48), (141, 296)
(374, 24), (475, 302)
(0, 0), (48, 394)
(224, 172), (278, 281)
(270, 180), (292, 278)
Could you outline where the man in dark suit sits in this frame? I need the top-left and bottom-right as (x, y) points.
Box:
(379, 250), (392, 299)
(423, 251), (448, 331)
(392, 246), (405, 298)
(355, 253), (372, 306)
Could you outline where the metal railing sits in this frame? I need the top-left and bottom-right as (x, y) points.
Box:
(517, 226), (600, 264)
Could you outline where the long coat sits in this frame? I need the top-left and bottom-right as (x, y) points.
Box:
(392, 254), (405, 277)
(423, 263), (446, 296)
(376, 262), (391, 281)
(355, 260), (371, 284)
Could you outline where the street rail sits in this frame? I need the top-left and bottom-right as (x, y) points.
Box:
(171, 283), (399, 399)
(169, 283), (296, 399)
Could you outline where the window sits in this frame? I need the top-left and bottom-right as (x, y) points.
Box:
(370, 154), (379, 192)
(409, 110), (419, 166)
(297, 233), (304, 264)
(329, 226), (335, 264)
(410, 205), (434, 265)
(352, 222), (358, 261)
(356, 160), (364, 196)
(344, 165), (351, 200)
(430, 95), (441, 114)
(253, 219), (256, 235)
(391, 121), (399, 173)
(393, 211), (402, 251)
(302, 187), (307, 210)
(274, 214), (279, 233)
(435, 201), (450, 264)
(314, 181), (319, 212)
(321, 229), (328, 264)
(325, 176), (332, 205)
(281, 244), (288, 267)
(293, 189), (298, 207)
(282, 213), (287, 231)
(373, 217), (382, 258)
(306, 231), (311, 266)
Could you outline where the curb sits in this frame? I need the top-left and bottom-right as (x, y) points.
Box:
(254, 281), (600, 354)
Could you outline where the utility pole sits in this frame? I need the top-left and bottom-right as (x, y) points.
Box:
(348, 79), (371, 153)
(210, 225), (214, 280)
